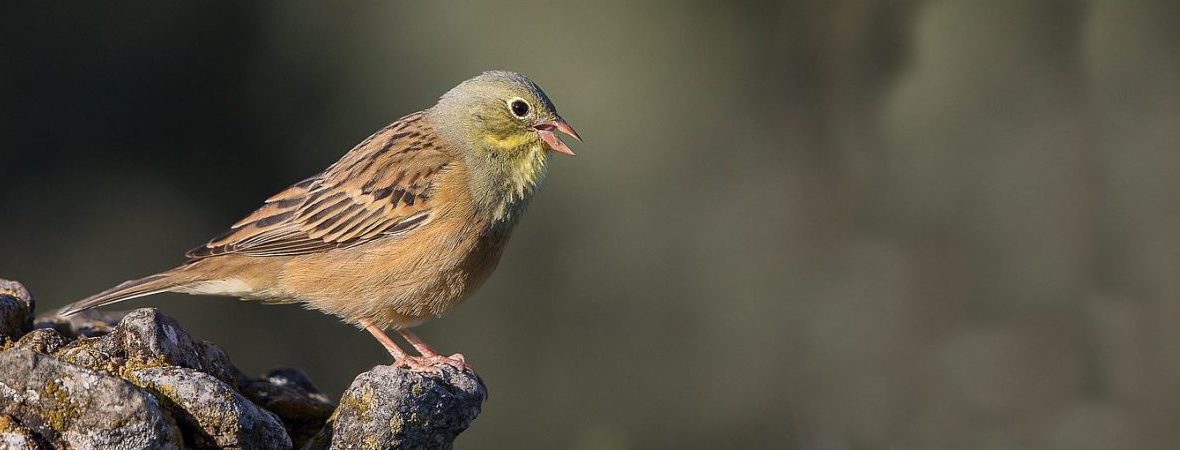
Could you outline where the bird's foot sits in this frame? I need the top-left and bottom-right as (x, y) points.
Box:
(393, 356), (444, 374)
(428, 352), (473, 373)
(393, 353), (473, 374)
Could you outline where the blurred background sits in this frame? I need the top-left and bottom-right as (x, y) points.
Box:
(2, 1), (1178, 448)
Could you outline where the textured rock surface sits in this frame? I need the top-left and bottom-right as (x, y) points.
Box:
(0, 278), (486, 449)
(0, 414), (40, 450)
(308, 365), (486, 450)
(0, 279), (34, 345)
(131, 366), (291, 449)
(244, 368), (336, 446)
(0, 349), (181, 449)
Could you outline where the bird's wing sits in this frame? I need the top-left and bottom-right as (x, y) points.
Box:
(186, 111), (454, 259)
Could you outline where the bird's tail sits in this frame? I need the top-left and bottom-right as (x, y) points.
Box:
(58, 271), (189, 316)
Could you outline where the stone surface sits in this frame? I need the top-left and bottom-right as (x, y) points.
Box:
(0, 280), (34, 344)
(0, 414), (40, 450)
(35, 308), (126, 339)
(10, 328), (67, 354)
(308, 365), (486, 450)
(0, 349), (181, 449)
(0, 278), (486, 449)
(131, 366), (292, 449)
(242, 368), (335, 447)
(52, 308), (242, 387)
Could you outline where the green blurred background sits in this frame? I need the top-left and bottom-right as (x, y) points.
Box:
(3, 1), (1178, 449)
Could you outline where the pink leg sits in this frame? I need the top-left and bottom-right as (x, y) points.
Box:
(397, 329), (473, 373)
(359, 319), (443, 373)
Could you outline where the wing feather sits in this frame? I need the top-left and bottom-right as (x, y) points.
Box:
(185, 111), (452, 259)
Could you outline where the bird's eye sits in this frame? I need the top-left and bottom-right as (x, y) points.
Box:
(509, 98), (530, 118)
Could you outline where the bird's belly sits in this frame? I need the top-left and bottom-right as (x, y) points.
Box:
(280, 227), (509, 329)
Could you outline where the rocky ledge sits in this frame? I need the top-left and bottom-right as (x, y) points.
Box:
(0, 279), (486, 450)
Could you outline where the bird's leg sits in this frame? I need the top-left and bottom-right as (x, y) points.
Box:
(397, 329), (472, 373)
(359, 319), (441, 373)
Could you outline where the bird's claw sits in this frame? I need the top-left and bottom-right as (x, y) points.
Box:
(393, 356), (444, 374)
(393, 353), (473, 374)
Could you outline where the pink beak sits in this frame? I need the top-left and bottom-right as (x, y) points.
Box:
(534, 118), (582, 156)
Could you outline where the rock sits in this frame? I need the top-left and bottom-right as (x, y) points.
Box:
(0, 349), (182, 449)
(0, 414), (40, 450)
(242, 368), (335, 447)
(53, 308), (241, 387)
(105, 308), (210, 371)
(0, 277), (486, 450)
(11, 328), (67, 354)
(308, 365), (486, 450)
(0, 280), (34, 344)
(265, 367), (325, 394)
(130, 366), (292, 449)
(197, 340), (251, 388)
(35, 308), (127, 339)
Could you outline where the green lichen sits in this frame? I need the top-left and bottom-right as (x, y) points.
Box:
(388, 414), (404, 434)
(129, 369), (258, 445)
(338, 384), (376, 423)
(56, 338), (170, 380)
(40, 379), (82, 431)
(119, 354), (171, 378)
(362, 434), (381, 450)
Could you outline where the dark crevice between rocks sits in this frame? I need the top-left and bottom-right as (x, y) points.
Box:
(0, 278), (486, 449)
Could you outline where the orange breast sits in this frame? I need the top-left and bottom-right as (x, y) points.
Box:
(274, 163), (512, 329)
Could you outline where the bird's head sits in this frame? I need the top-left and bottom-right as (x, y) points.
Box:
(430, 71), (580, 209)
(432, 70), (580, 158)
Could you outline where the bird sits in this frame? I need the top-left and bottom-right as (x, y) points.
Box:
(59, 70), (580, 372)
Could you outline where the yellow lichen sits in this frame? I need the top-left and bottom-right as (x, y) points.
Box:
(362, 435), (380, 450)
(56, 340), (172, 381)
(118, 355), (170, 379)
(388, 414), (404, 434)
(338, 385), (376, 423)
(0, 414), (15, 432)
(407, 412), (426, 427)
(40, 379), (81, 431)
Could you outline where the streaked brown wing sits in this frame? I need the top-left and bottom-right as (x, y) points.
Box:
(186, 111), (452, 259)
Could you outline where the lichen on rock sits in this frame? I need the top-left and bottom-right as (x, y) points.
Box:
(0, 349), (182, 449)
(0, 414), (40, 450)
(130, 366), (291, 449)
(0, 279), (34, 345)
(243, 368), (336, 447)
(0, 277), (486, 449)
(307, 365), (486, 450)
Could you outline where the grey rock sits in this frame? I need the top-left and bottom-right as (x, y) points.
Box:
(131, 366), (292, 450)
(35, 308), (127, 339)
(0, 414), (41, 450)
(243, 368), (335, 448)
(266, 367), (326, 394)
(0, 278), (485, 450)
(0, 349), (181, 449)
(11, 328), (67, 354)
(197, 340), (251, 388)
(307, 365), (486, 450)
(105, 308), (208, 370)
(0, 279), (34, 344)
(53, 308), (240, 387)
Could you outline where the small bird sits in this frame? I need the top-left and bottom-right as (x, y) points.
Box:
(60, 71), (580, 372)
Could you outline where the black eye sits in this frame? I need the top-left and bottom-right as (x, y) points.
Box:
(510, 99), (530, 117)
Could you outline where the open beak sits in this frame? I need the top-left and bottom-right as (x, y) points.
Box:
(534, 118), (582, 156)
